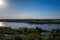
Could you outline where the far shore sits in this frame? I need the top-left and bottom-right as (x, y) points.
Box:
(0, 19), (60, 24)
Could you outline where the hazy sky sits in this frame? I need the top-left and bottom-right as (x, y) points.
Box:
(0, 0), (60, 19)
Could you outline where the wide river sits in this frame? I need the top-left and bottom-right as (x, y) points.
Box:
(0, 22), (60, 30)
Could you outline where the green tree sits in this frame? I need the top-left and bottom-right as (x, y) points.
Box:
(13, 35), (22, 40)
(47, 29), (60, 40)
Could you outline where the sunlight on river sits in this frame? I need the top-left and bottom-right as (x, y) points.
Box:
(0, 22), (4, 27)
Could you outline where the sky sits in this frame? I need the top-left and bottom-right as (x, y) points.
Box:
(0, 0), (60, 19)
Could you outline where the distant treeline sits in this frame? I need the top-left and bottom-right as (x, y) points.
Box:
(0, 19), (60, 24)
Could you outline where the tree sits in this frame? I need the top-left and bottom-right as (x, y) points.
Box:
(47, 29), (60, 40)
(13, 35), (22, 40)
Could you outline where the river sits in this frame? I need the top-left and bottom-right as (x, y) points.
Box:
(0, 22), (60, 30)
(0, 22), (60, 35)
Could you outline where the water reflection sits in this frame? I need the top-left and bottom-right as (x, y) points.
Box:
(0, 22), (4, 27)
(0, 22), (60, 30)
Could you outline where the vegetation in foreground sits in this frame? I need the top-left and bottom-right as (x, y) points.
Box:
(0, 27), (60, 40)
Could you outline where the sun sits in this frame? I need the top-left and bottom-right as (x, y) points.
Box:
(0, 0), (4, 6)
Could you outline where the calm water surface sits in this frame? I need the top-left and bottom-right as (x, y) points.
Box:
(0, 22), (60, 30)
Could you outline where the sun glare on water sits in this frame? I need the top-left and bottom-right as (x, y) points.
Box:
(0, 22), (4, 27)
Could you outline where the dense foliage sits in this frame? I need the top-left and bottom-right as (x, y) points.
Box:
(0, 27), (60, 40)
